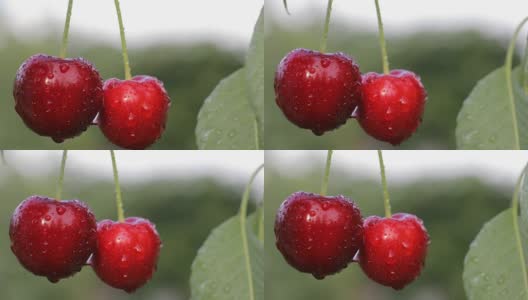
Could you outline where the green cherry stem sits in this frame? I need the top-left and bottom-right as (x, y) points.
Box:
(110, 150), (125, 222)
(320, 150), (334, 196)
(1, 151), (6, 165)
(377, 150), (392, 218)
(113, 0), (132, 80)
(56, 150), (68, 200)
(239, 163), (264, 300)
(320, 0), (334, 53)
(505, 16), (528, 150)
(59, 0), (73, 58)
(374, 0), (390, 74)
(511, 164), (528, 297)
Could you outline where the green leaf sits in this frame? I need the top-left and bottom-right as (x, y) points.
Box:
(246, 7), (264, 146)
(463, 209), (528, 299)
(190, 212), (263, 300)
(456, 67), (528, 149)
(196, 68), (259, 149)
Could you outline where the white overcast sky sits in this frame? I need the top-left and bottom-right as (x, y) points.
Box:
(3, 0), (528, 50)
(2, 0), (263, 49)
(268, 0), (528, 37)
(268, 151), (528, 188)
(0, 151), (264, 198)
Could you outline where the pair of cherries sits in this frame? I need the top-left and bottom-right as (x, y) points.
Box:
(9, 195), (161, 293)
(275, 48), (427, 145)
(274, 191), (429, 290)
(13, 54), (170, 149)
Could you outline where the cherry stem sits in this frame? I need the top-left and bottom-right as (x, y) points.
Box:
(511, 164), (528, 295)
(254, 119), (260, 150)
(110, 150), (125, 222)
(257, 206), (264, 243)
(374, 0), (390, 74)
(505, 17), (528, 151)
(521, 34), (528, 95)
(0, 151), (5, 165)
(56, 150), (68, 201)
(320, 150), (333, 196)
(320, 0), (334, 53)
(59, 0), (73, 58)
(377, 150), (392, 218)
(113, 0), (132, 80)
(239, 163), (264, 300)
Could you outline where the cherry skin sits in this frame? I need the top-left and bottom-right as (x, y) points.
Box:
(358, 213), (429, 290)
(9, 195), (97, 283)
(274, 191), (363, 279)
(358, 70), (427, 145)
(274, 48), (362, 135)
(98, 75), (170, 149)
(13, 54), (103, 143)
(91, 217), (161, 293)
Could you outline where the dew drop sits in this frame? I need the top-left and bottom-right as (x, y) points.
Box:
(56, 206), (66, 215)
(59, 64), (70, 73)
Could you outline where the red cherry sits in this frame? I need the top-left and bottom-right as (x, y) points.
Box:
(9, 195), (97, 283)
(91, 217), (161, 293)
(13, 54), (103, 143)
(358, 70), (427, 145)
(274, 48), (362, 135)
(98, 75), (170, 149)
(359, 213), (429, 290)
(274, 191), (363, 279)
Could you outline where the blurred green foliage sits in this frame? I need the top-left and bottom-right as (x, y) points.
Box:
(264, 154), (512, 300)
(0, 158), (257, 300)
(0, 31), (243, 149)
(265, 20), (509, 149)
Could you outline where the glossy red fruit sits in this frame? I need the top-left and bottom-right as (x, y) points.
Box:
(275, 48), (362, 135)
(13, 54), (103, 143)
(359, 213), (429, 290)
(358, 70), (427, 145)
(91, 217), (161, 293)
(274, 191), (363, 279)
(9, 195), (97, 283)
(98, 76), (170, 149)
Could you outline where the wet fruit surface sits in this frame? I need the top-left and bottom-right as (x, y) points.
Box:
(358, 70), (426, 145)
(274, 191), (363, 279)
(99, 75), (170, 149)
(9, 195), (97, 283)
(13, 54), (103, 142)
(91, 217), (161, 293)
(359, 213), (429, 290)
(274, 48), (362, 135)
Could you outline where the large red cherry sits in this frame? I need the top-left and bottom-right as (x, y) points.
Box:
(13, 54), (103, 142)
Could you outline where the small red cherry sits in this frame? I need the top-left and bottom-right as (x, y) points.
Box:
(9, 195), (97, 282)
(274, 48), (362, 135)
(98, 75), (170, 149)
(274, 191), (363, 279)
(13, 54), (103, 143)
(359, 213), (429, 290)
(91, 217), (161, 293)
(358, 70), (427, 145)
